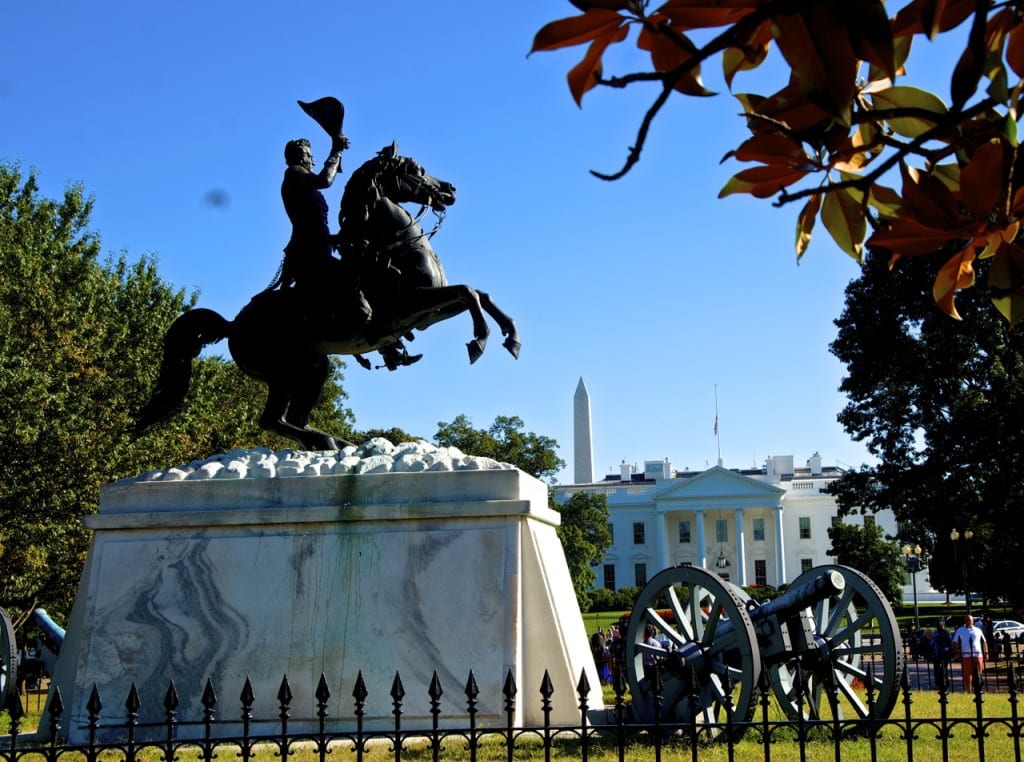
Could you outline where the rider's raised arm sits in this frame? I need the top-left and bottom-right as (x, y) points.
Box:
(315, 135), (350, 189)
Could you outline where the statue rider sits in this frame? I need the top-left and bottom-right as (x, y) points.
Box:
(273, 130), (421, 371)
(277, 135), (366, 314)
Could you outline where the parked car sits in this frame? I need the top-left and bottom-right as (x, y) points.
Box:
(992, 620), (1024, 641)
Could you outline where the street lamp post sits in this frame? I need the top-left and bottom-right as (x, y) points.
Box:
(902, 544), (923, 628)
(950, 528), (974, 614)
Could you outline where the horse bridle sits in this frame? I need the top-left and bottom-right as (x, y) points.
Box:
(372, 157), (450, 244)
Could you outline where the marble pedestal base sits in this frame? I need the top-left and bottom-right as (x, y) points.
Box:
(42, 468), (599, 741)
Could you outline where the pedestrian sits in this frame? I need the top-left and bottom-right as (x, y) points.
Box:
(930, 618), (953, 692)
(952, 614), (988, 693)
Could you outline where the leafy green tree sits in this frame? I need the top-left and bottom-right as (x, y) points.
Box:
(828, 248), (1024, 607)
(434, 414), (564, 483)
(0, 165), (354, 623)
(556, 491), (612, 611)
(352, 426), (421, 445)
(826, 520), (905, 605)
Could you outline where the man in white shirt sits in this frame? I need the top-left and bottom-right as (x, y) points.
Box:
(951, 614), (988, 693)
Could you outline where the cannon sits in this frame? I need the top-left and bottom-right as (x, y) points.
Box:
(0, 606), (65, 708)
(623, 564), (904, 740)
(28, 609), (64, 676)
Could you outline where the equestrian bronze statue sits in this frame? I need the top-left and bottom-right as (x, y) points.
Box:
(136, 98), (520, 450)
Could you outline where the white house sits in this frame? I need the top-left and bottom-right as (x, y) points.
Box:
(556, 378), (925, 597)
(554, 453), (901, 589)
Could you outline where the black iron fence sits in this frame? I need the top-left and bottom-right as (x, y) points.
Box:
(3, 663), (1024, 761)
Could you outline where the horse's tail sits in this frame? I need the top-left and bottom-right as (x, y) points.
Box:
(133, 308), (231, 434)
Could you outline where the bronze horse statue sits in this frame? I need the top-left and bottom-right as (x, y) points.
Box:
(136, 143), (520, 450)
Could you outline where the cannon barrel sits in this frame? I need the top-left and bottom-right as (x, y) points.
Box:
(703, 569), (845, 643)
(747, 569), (846, 622)
(30, 608), (64, 655)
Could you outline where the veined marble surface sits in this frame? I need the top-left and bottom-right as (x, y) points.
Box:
(44, 459), (599, 742)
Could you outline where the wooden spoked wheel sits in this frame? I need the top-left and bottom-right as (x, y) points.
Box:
(766, 564), (904, 723)
(624, 565), (761, 740)
(0, 607), (17, 710)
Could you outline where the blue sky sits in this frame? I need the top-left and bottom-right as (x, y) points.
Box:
(4, 1), (958, 482)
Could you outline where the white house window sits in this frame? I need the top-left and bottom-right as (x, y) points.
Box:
(635, 563), (647, 587)
(752, 517), (765, 542)
(604, 564), (615, 590)
(678, 520), (691, 543)
(715, 519), (728, 543)
(800, 557), (814, 573)
(754, 559), (767, 585)
(799, 516), (812, 539)
(608, 523), (614, 543)
(633, 522), (646, 544)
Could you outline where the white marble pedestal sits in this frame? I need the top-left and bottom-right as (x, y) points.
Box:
(43, 465), (600, 741)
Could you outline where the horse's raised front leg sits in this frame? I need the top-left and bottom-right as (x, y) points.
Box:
(406, 284), (490, 364)
(475, 290), (520, 359)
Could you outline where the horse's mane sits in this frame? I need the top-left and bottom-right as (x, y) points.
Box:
(339, 149), (394, 230)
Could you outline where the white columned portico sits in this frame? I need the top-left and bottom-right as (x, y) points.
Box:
(695, 508), (707, 568)
(733, 508), (746, 586)
(774, 504), (786, 583)
(657, 510), (671, 572)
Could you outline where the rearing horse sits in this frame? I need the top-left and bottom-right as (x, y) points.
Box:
(136, 143), (520, 450)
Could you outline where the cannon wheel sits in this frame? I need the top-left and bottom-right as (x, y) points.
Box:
(624, 565), (761, 740)
(767, 564), (904, 723)
(0, 607), (16, 710)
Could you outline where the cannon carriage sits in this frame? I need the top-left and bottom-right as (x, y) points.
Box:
(0, 607), (64, 711)
(622, 563), (904, 740)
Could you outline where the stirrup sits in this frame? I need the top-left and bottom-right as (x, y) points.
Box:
(377, 348), (423, 371)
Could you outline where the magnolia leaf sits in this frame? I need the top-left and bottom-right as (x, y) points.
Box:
(719, 165), (809, 199)
(732, 133), (811, 167)
(1008, 22), (1024, 78)
(657, 0), (761, 30)
(950, 33), (985, 109)
(867, 182), (903, 219)
(531, 9), (625, 53)
(722, 20), (772, 88)
(795, 193), (822, 260)
(990, 241), (1024, 324)
(567, 23), (631, 106)
(931, 162), (961, 191)
(848, 0), (896, 82)
(1005, 114), (1020, 147)
(893, 30), (913, 73)
(899, 161), (962, 229)
(869, 216), (961, 256)
(832, 125), (881, 172)
(773, 6), (857, 124)
(932, 248), (976, 320)
(890, 0), (977, 40)
(959, 141), (1005, 221)
(821, 186), (866, 261)
(869, 85), (949, 137)
(836, 170), (867, 205)
(986, 64), (1010, 106)
(638, 21), (715, 95)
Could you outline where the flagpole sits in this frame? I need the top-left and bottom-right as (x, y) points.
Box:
(714, 384), (722, 466)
